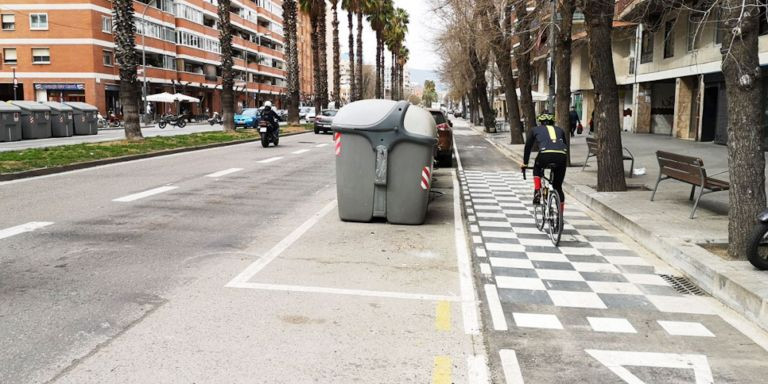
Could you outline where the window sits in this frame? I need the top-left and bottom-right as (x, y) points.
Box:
(663, 20), (675, 58)
(102, 16), (112, 33)
(714, 8), (723, 45)
(640, 30), (654, 63)
(1, 14), (15, 30)
(103, 49), (113, 66)
(687, 15), (701, 51)
(3, 48), (16, 64)
(135, 18), (176, 43)
(29, 13), (48, 30)
(32, 48), (50, 64)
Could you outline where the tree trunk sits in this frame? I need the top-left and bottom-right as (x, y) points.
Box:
(391, 51), (396, 100)
(218, 0), (235, 132)
(721, 0), (766, 258)
(348, 10), (356, 103)
(555, 0), (575, 164)
(112, 0), (143, 140)
(514, 1), (537, 132)
(317, 0), (328, 109)
(310, 8), (321, 114)
(375, 33), (382, 99)
(284, 0), (300, 124)
(332, 1), (341, 107)
(583, 0), (626, 192)
(356, 12), (364, 100)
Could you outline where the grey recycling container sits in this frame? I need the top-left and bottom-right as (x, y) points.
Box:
(65, 102), (98, 135)
(0, 102), (22, 142)
(10, 101), (52, 139)
(41, 102), (74, 137)
(332, 100), (437, 225)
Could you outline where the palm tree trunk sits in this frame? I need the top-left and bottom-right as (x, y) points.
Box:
(311, 10), (321, 113)
(284, 0), (300, 124)
(112, 0), (142, 140)
(317, 0), (328, 109)
(347, 10), (356, 103)
(356, 12), (364, 100)
(374, 32), (381, 99)
(332, 1), (341, 107)
(218, 0), (236, 132)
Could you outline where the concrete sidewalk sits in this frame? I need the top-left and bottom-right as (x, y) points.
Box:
(471, 122), (768, 332)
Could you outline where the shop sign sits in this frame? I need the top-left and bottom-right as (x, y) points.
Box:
(34, 83), (85, 91)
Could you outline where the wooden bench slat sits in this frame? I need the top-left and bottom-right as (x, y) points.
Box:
(657, 150), (703, 166)
(651, 150), (729, 219)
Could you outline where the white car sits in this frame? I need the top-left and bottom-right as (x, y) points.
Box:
(300, 106), (317, 122)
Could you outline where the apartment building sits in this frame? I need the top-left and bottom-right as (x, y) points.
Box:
(0, 0), (288, 116)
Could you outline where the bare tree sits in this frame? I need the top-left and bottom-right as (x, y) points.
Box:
(582, 0), (627, 191)
(514, 1), (538, 131)
(218, 0), (236, 132)
(554, 0), (576, 164)
(112, 0), (143, 140)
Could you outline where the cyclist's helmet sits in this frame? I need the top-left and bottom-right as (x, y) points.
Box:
(537, 112), (555, 125)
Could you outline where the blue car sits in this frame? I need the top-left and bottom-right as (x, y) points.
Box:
(234, 108), (260, 128)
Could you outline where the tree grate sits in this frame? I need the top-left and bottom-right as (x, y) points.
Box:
(658, 274), (708, 296)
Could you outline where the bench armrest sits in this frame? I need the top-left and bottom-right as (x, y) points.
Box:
(622, 147), (634, 159)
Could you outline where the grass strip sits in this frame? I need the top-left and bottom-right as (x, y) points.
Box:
(0, 125), (312, 174)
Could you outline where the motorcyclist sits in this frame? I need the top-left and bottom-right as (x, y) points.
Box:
(260, 101), (280, 138)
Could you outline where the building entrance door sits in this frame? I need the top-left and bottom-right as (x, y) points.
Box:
(701, 86), (718, 142)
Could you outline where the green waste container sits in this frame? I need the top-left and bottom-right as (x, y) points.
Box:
(65, 102), (98, 135)
(10, 101), (52, 139)
(332, 100), (437, 225)
(41, 102), (74, 137)
(0, 102), (22, 142)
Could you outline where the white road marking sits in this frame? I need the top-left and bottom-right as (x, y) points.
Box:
(499, 350), (525, 384)
(479, 263), (492, 275)
(226, 200), (337, 287)
(489, 257), (533, 269)
(231, 282), (461, 301)
(257, 156), (284, 164)
(205, 168), (244, 178)
(588, 317), (637, 334)
(0, 221), (53, 240)
(484, 284), (508, 331)
(112, 186), (178, 202)
(315, 143), (329, 148)
(585, 349), (714, 384)
(452, 170), (480, 335)
(292, 149), (311, 155)
(513, 313), (564, 329)
(658, 321), (715, 337)
(496, 276), (546, 290)
(548, 290), (607, 309)
(467, 354), (490, 384)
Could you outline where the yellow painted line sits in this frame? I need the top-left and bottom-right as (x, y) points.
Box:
(433, 356), (452, 384)
(435, 301), (452, 331)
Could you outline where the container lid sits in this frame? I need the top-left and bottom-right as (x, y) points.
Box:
(64, 102), (99, 111)
(332, 99), (405, 131)
(10, 100), (51, 111)
(41, 101), (73, 112)
(0, 102), (21, 112)
(403, 105), (437, 138)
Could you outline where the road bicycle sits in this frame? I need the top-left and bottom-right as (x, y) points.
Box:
(522, 165), (563, 246)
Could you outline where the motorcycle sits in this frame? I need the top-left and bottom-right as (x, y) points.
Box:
(158, 113), (186, 129)
(747, 209), (768, 269)
(208, 112), (222, 125)
(258, 118), (279, 148)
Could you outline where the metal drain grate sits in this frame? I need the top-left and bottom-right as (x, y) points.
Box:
(659, 274), (708, 296)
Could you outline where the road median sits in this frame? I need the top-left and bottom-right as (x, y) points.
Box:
(0, 126), (311, 181)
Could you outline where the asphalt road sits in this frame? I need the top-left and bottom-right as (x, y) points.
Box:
(0, 129), (480, 383)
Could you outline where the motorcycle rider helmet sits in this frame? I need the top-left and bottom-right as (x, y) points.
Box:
(263, 101), (273, 108)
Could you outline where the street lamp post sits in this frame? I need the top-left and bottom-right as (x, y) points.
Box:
(141, 0), (156, 123)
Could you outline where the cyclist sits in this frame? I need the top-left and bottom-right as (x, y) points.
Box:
(521, 112), (568, 211)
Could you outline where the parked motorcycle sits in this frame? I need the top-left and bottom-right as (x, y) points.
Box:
(258, 119), (279, 148)
(158, 114), (186, 129)
(208, 112), (222, 125)
(747, 209), (768, 269)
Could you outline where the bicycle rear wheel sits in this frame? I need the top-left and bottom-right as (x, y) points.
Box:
(533, 191), (545, 231)
(547, 191), (563, 246)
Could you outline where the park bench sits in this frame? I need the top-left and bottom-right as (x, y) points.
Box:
(650, 150), (730, 219)
(582, 136), (635, 178)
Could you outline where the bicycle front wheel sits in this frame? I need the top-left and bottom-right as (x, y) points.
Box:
(547, 192), (563, 246)
(533, 199), (545, 232)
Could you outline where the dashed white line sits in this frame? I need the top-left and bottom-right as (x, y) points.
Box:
(112, 186), (178, 202)
(484, 284), (508, 331)
(499, 349), (525, 384)
(205, 168), (244, 178)
(315, 143), (329, 148)
(230, 282), (461, 302)
(257, 156), (284, 164)
(292, 149), (311, 155)
(453, 170), (480, 335)
(0, 222), (53, 240)
(467, 354), (491, 384)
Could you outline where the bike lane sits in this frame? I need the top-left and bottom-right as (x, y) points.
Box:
(453, 121), (768, 383)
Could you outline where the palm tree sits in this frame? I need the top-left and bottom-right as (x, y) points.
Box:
(299, 0), (327, 112)
(397, 46), (409, 99)
(283, 0), (300, 124)
(331, 0), (341, 107)
(217, 0), (236, 132)
(366, 0), (393, 99)
(112, 0), (142, 140)
(341, 0), (358, 101)
(386, 8), (408, 100)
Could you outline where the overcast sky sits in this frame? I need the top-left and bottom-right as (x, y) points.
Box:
(335, 0), (441, 71)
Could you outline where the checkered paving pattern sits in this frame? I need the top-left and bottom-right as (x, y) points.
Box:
(460, 170), (717, 330)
